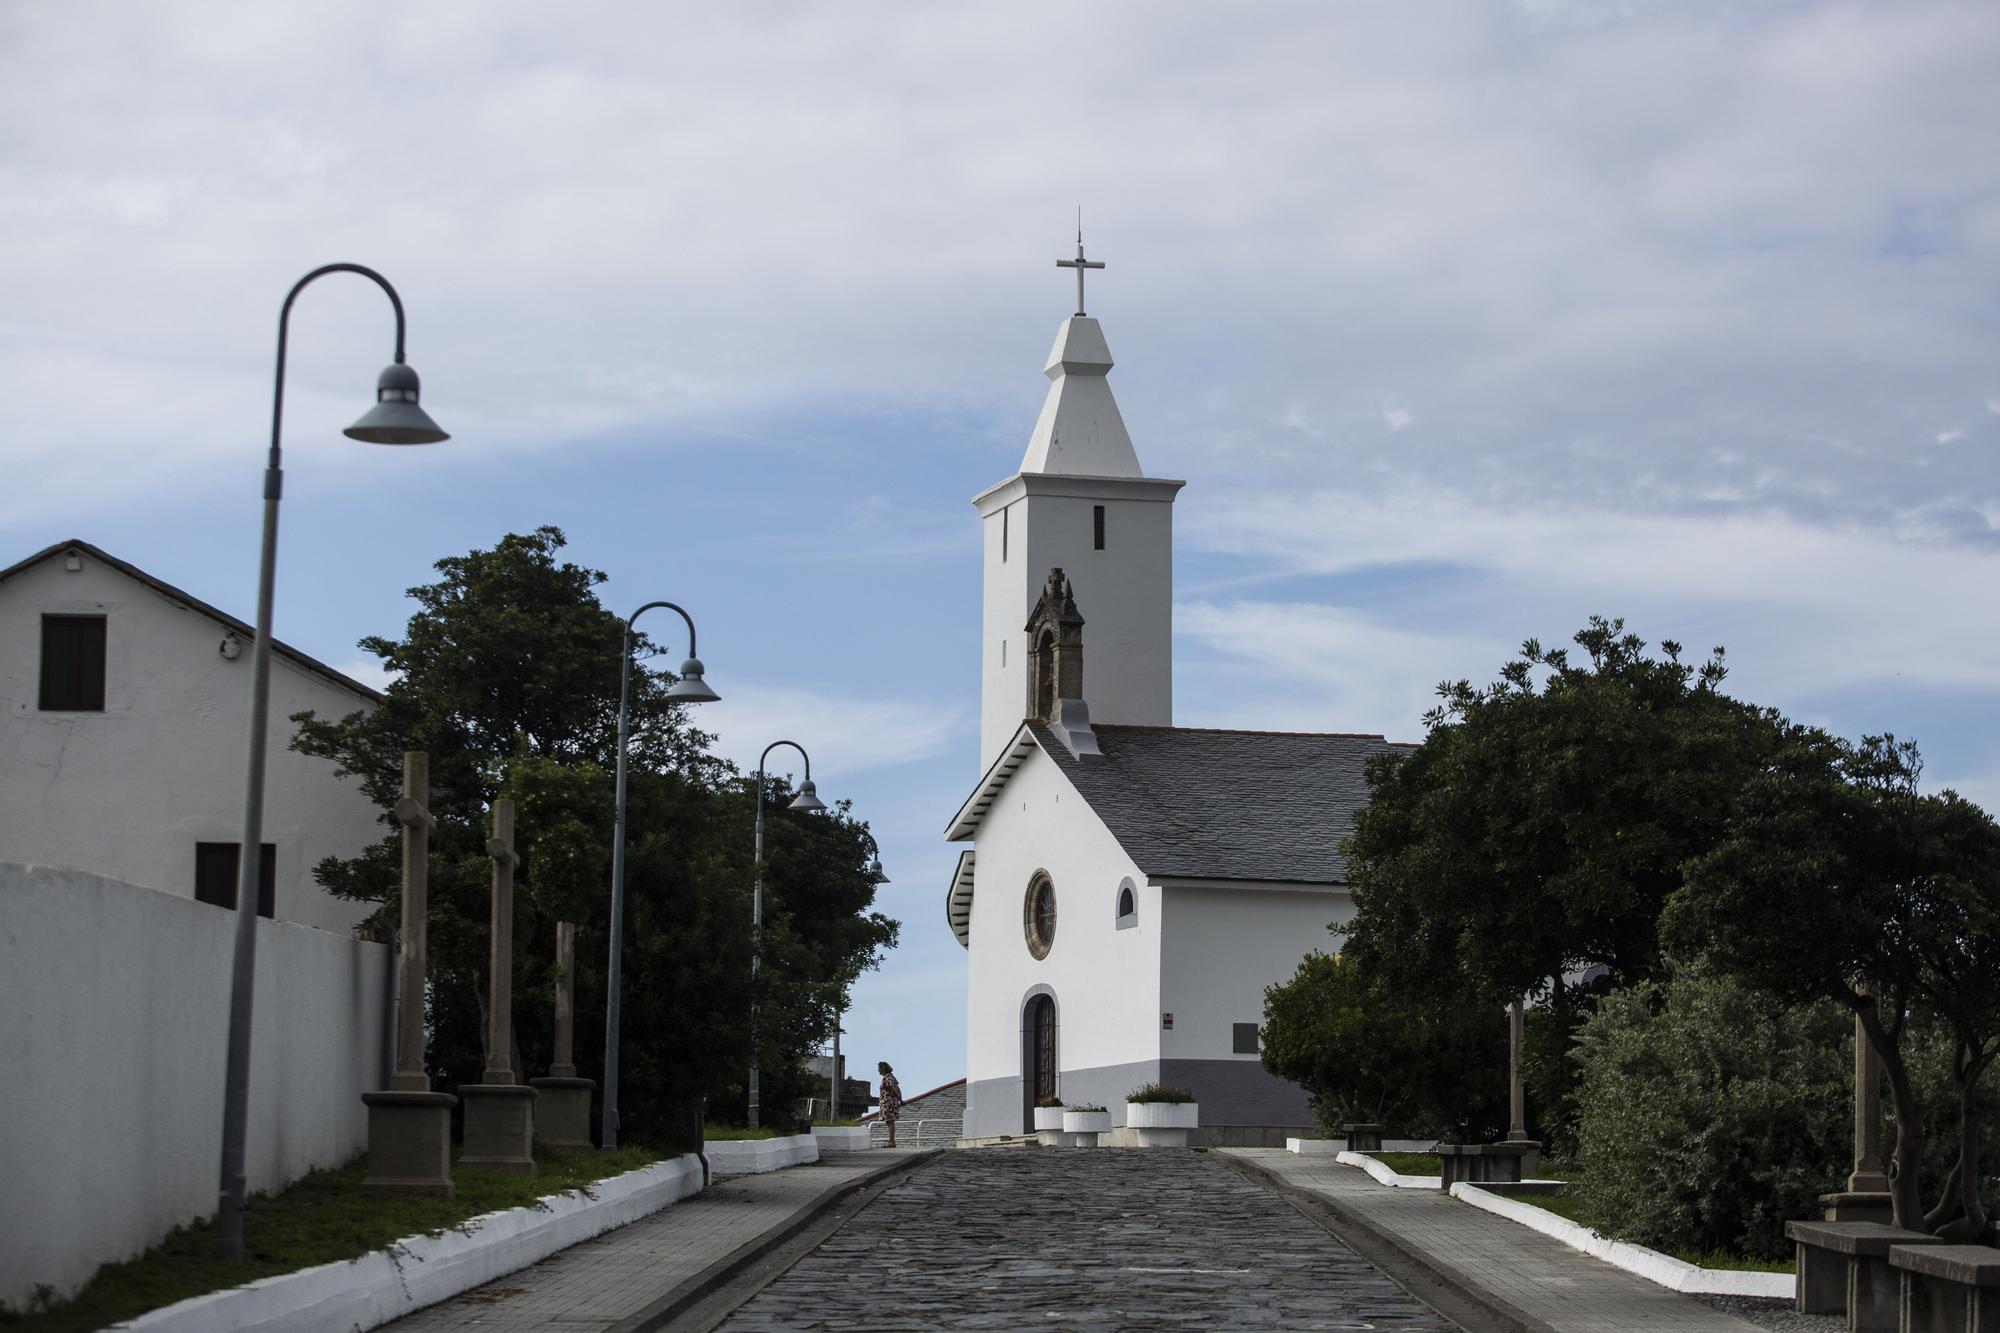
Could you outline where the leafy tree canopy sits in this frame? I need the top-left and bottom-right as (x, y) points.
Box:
(292, 527), (898, 1145)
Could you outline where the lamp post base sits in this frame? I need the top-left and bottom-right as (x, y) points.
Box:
(360, 1090), (457, 1195)
(460, 1084), (538, 1174)
(529, 1076), (596, 1148)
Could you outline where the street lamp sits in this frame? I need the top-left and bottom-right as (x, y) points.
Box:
(600, 601), (718, 1151)
(826, 854), (888, 1122)
(217, 263), (448, 1261)
(748, 740), (824, 1128)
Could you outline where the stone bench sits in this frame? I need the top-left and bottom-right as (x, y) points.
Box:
(1343, 1123), (1384, 1153)
(1436, 1141), (1540, 1187)
(1785, 1221), (1947, 1331)
(1889, 1243), (2000, 1333)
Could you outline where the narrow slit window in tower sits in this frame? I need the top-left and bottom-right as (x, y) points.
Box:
(1002, 506), (1009, 562)
(1092, 505), (1105, 550)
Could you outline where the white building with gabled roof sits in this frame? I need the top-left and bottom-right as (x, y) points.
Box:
(0, 538), (385, 935)
(946, 265), (1415, 1143)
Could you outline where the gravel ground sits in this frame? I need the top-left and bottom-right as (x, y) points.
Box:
(1691, 1294), (1839, 1332)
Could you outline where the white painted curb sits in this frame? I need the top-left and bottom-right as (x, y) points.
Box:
(110, 1155), (705, 1332)
(1337, 1150), (1442, 1189)
(1451, 1184), (1793, 1299)
(811, 1127), (874, 1153)
(1287, 1138), (1439, 1155)
(703, 1133), (820, 1177)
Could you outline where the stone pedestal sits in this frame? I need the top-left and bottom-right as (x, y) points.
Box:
(1343, 1123), (1384, 1153)
(361, 1090), (457, 1195)
(460, 1084), (538, 1174)
(529, 1076), (596, 1147)
(1822, 1191), (1896, 1224)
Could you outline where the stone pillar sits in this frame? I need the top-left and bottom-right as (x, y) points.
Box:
(362, 752), (456, 1195)
(460, 799), (538, 1174)
(1822, 998), (1894, 1222)
(1504, 998), (1541, 1176)
(531, 920), (596, 1147)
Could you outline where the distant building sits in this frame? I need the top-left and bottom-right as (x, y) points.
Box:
(0, 539), (385, 934)
(947, 277), (1415, 1143)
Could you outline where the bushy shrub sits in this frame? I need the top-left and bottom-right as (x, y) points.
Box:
(1571, 964), (1850, 1260)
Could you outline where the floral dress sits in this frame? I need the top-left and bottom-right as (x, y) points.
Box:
(879, 1073), (903, 1124)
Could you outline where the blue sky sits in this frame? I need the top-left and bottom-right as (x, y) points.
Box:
(5, 0), (1999, 1099)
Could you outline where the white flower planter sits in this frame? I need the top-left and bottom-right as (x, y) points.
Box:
(1033, 1106), (1066, 1132)
(1061, 1109), (1111, 1144)
(1125, 1100), (1199, 1146)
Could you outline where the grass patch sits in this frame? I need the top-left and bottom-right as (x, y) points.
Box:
(700, 1123), (787, 1141)
(1368, 1152), (1441, 1176)
(0, 1143), (666, 1331)
(1507, 1192), (1792, 1273)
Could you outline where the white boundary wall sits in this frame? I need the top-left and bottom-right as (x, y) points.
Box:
(0, 863), (388, 1308)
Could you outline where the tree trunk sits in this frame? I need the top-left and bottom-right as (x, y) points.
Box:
(1935, 1048), (1993, 1243)
(1858, 1001), (1926, 1231)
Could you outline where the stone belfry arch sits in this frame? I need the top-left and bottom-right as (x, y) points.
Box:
(1023, 568), (1084, 721)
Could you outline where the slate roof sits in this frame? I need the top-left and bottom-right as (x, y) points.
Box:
(958, 722), (1416, 885)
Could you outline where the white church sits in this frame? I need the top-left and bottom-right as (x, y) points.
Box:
(946, 247), (1413, 1144)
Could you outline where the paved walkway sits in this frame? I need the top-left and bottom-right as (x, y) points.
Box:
(1224, 1149), (1766, 1333)
(718, 1148), (1456, 1331)
(384, 1151), (926, 1332)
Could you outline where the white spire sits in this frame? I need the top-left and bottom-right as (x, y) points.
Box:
(1021, 224), (1144, 478)
(1018, 318), (1142, 476)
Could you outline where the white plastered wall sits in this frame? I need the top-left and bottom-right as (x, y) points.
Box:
(0, 554), (381, 935)
(976, 476), (1178, 769)
(1157, 884), (1353, 1062)
(964, 745), (1159, 1099)
(0, 863), (389, 1308)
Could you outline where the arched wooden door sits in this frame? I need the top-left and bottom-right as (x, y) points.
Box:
(1021, 992), (1058, 1132)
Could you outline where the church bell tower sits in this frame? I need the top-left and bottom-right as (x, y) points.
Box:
(973, 229), (1185, 769)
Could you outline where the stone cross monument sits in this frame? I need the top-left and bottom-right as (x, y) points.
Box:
(530, 921), (596, 1146)
(361, 752), (457, 1195)
(1821, 994), (1893, 1222)
(459, 798), (538, 1174)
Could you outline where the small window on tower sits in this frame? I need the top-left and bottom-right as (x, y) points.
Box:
(1002, 506), (1009, 562)
(1233, 1023), (1261, 1055)
(1093, 505), (1105, 550)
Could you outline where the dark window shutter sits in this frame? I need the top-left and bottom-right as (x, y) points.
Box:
(39, 615), (106, 711)
(1232, 1022), (1261, 1055)
(194, 842), (276, 918)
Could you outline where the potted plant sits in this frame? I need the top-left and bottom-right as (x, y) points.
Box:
(1061, 1103), (1112, 1143)
(1125, 1084), (1199, 1146)
(1032, 1095), (1066, 1133)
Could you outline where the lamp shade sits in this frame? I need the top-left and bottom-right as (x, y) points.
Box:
(345, 362), (449, 445)
(666, 657), (721, 703)
(865, 858), (889, 884)
(788, 778), (827, 813)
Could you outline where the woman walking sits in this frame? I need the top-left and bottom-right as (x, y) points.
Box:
(878, 1061), (903, 1148)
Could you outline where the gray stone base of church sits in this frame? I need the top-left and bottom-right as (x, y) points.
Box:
(360, 1089), (457, 1195)
(963, 1059), (1311, 1141)
(528, 1076), (595, 1147)
(460, 1084), (538, 1174)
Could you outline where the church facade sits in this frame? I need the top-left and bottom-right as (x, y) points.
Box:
(946, 262), (1414, 1143)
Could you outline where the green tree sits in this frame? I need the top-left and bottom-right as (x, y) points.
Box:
(1339, 617), (1787, 1147)
(1665, 732), (2000, 1237)
(292, 527), (897, 1144)
(1261, 951), (1507, 1139)
(1569, 964), (1853, 1261)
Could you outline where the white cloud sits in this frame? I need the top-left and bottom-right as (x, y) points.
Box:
(699, 683), (968, 781)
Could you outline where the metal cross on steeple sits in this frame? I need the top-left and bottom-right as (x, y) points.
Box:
(1055, 208), (1105, 317)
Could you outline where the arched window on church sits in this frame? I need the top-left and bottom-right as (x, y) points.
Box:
(1033, 629), (1057, 720)
(1114, 876), (1137, 931)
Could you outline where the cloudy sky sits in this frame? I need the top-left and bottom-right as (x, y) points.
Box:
(6, 0), (1998, 1099)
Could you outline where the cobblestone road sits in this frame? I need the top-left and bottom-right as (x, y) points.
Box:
(717, 1148), (1459, 1331)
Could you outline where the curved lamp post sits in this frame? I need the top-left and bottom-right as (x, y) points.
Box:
(217, 263), (448, 1260)
(826, 853), (889, 1120)
(747, 741), (825, 1128)
(600, 602), (719, 1151)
